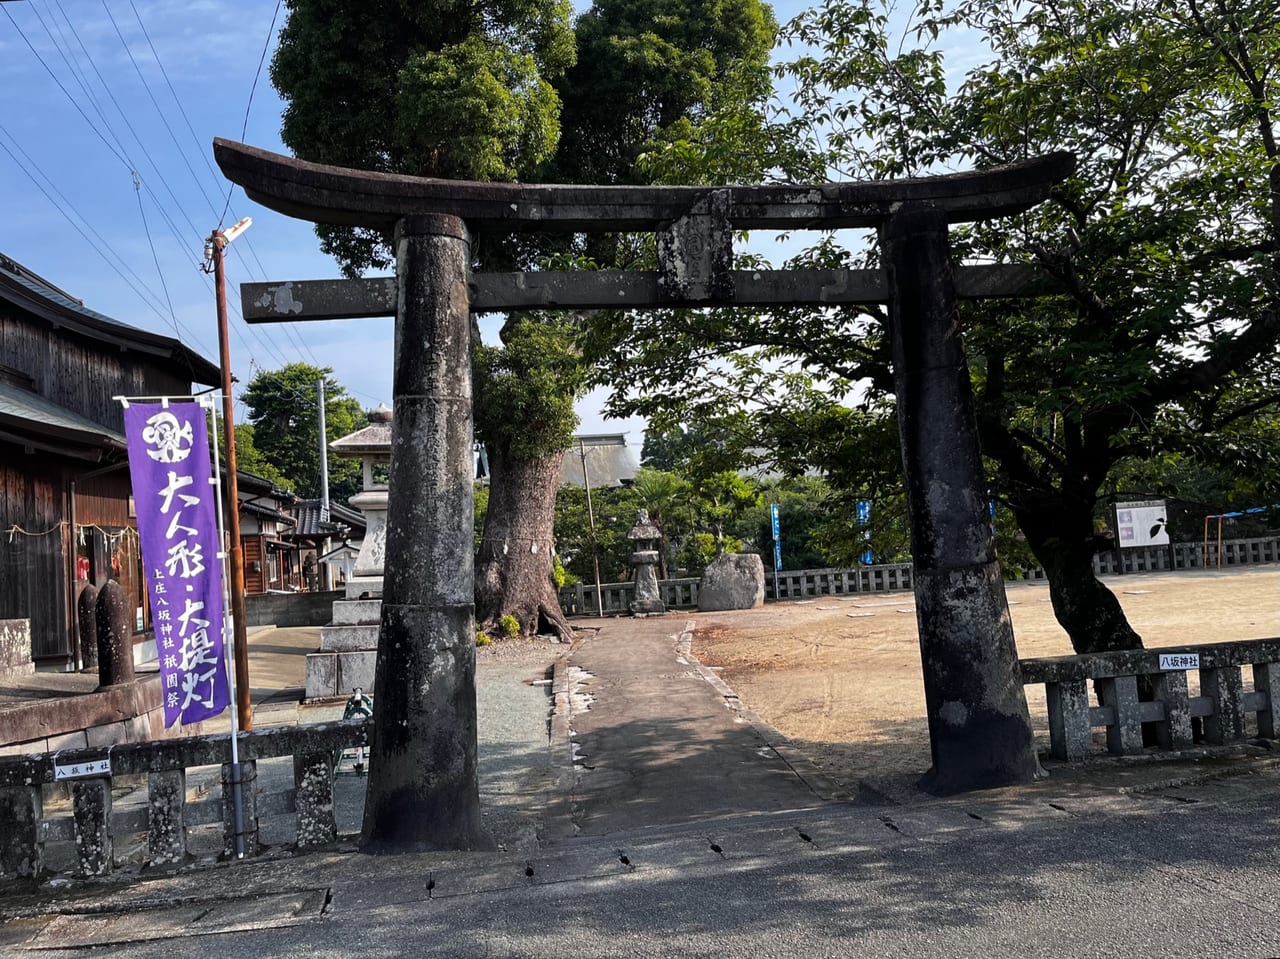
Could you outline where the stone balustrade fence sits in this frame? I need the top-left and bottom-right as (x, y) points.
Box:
(0, 718), (368, 880)
(1020, 638), (1280, 761)
(557, 535), (1280, 616)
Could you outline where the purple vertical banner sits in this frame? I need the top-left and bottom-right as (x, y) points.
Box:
(123, 402), (231, 727)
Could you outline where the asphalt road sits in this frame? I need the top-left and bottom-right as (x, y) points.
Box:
(4, 614), (1280, 956)
(5, 765), (1280, 957)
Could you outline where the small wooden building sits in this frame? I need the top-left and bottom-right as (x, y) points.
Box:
(286, 499), (367, 591)
(0, 255), (219, 665)
(237, 470), (301, 594)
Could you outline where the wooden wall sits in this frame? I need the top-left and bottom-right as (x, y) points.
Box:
(0, 306), (194, 433)
(243, 536), (266, 594)
(0, 451), (69, 661)
(0, 294), (211, 663)
(75, 468), (133, 527)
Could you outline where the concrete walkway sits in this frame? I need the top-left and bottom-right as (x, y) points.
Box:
(4, 614), (1280, 956)
(562, 617), (827, 837)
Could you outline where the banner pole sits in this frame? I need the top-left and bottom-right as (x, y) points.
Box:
(204, 395), (246, 859)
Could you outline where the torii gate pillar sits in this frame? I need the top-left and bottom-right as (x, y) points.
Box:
(882, 208), (1037, 792)
(361, 214), (490, 851)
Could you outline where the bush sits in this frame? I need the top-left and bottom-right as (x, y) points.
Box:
(551, 555), (578, 588)
(475, 630), (492, 647)
(679, 533), (744, 577)
(498, 614), (520, 638)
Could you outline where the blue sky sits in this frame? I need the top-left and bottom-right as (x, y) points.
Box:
(0, 0), (820, 443)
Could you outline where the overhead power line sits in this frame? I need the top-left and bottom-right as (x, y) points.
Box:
(2, 2), (131, 171)
(0, 122), (172, 322)
(221, 0), (282, 228)
(133, 170), (181, 340)
(3, 2), (325, 379)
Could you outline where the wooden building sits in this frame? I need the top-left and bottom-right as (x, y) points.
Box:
(0, 255), (219, 665)
(238, 470), (300, 594)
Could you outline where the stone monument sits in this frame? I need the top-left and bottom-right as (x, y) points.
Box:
(0, 618), (33, 678)
(698, 553), (766, 611)
(628, 509), (666, 615)
(305, 405), (392, 700)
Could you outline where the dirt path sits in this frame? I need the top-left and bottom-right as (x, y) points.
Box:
(691, 566), (1280, 787)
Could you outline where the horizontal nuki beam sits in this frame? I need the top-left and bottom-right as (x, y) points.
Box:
(241, 265), (1043, 322)
(214, 138), (1074, 233)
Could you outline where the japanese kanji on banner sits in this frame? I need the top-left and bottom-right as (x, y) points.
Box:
(124, 402), (231, 727)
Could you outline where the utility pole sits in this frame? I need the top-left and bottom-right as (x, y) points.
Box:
(317, 377), (331, 591)
(205, 218), (253, 732)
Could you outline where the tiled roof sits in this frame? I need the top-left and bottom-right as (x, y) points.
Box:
(329, 501), (367, 533)
(241, 499), (295, 525)
(288, 499), (367, 538)
(0, 381), (125, 460)
(330, 426), (391, 456)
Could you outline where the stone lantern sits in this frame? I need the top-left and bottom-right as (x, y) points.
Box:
(329, 403), (392, 598)
(628, 508), (666, 615)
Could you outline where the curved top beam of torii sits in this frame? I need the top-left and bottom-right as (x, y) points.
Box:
(213, 138), (1074, 233)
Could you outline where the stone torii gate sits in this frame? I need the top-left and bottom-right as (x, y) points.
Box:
(215, 139), (1073, 849)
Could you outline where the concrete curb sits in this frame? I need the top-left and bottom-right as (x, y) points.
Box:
(543, 632), (587, 841)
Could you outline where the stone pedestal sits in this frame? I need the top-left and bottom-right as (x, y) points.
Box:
(305, 405), (392, 700)
(349, 488), (387, 580)
(306, 583), (382, 700)
(345, 577), (383, 600)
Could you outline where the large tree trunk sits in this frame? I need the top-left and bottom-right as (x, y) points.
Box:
(476, 445), (574, 640)
(1012, 491), (1161, 743)
(1013, 493), (1143, 654)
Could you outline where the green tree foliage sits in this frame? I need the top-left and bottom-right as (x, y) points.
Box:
(272, 0), (779, 640)
(548, 0), (777, 186)
(640, 426), (703, 472)
(679, 532), (743, 576)
(553, 482), (642, 583)
(1110, 407), (1280, 541)
(272, 0), (579, 639)
(270, 0), (575, 274)
(473, 482), (489, 555)
(474, 317), (583, 460)
(228, 423), (292, 490)
(599, 0), (1280, 654)
(240, 363), (364, 504)
(743, 477), (862, 570)
(639, 422), (753, 477)
(688, 470), (760, 548)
